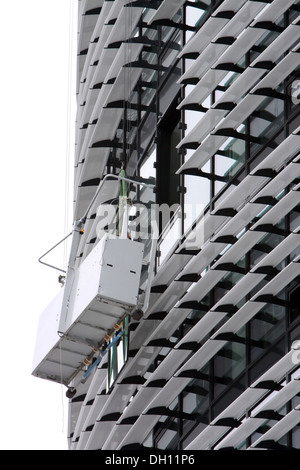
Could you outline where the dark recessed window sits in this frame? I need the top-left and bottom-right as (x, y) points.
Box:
(290, 284), (300, 324)
(156, 98), (181, 210)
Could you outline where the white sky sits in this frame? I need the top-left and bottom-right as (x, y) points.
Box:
(0, 1), (78, 450)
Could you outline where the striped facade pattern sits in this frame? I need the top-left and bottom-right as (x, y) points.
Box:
(68, 0), (300, 450)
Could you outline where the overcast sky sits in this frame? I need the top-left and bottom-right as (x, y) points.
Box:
(0, 1), (78, 450)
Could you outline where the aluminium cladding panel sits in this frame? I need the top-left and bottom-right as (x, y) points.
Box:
(61, 236), (145, 335)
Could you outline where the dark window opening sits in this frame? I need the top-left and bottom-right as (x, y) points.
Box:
(156, 97), (181, 212)
(289, 284), (300, 324)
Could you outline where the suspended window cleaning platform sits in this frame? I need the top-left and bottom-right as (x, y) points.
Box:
(32, 173), (156, 388)
(32, 235), (144, 385)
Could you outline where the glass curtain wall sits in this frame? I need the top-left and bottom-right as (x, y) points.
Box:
(104, 1), (300, 449)
(137, 2), (300, 450)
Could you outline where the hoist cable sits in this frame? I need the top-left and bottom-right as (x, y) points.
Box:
(64, 0), (75, 269)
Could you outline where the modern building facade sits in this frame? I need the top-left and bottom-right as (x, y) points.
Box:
(33, 0), (300, 450)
